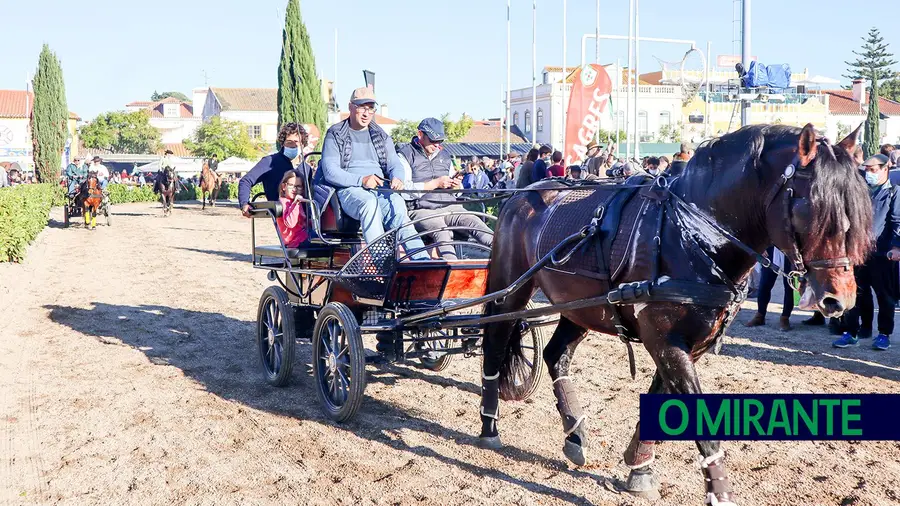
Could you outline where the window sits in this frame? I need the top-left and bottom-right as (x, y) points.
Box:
(616, 110), (625, 130)
(537, 109), (544, 132)
(659, 111), (671, 127)
(163, 103), (180, 118)
(247, 125), (262, 139)
(638, 111), (648, 136)
(513, 111), (519, 127)
(524, 110), (531, 134)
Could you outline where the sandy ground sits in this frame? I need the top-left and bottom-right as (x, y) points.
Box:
(1, 201), (899, 506)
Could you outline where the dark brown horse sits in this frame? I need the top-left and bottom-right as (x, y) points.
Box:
(154, 166), (177, 216)
(478, 124), (872, 505)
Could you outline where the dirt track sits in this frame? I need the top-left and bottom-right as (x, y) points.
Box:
(1, 201), (899, 506)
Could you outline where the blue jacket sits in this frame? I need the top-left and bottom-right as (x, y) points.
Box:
(532, 157), (549, 182)
(870, 181), (900, 256)
(238, 150), (309, 207)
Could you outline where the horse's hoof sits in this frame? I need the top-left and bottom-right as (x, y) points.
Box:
(563, 439), (587, 467)
(624, 467), (660, 500)
(477, 436), (503, 450)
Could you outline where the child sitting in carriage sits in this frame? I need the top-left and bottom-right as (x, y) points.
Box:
(277, 170), (310, 248)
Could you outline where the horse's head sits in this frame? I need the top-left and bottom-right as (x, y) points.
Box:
(761, 123), (872, 317)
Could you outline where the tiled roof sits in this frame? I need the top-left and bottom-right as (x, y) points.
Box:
(126, 100), (155, 108)
(458, 121), (528, 143)
(147, 100), (194, 118)
(823, 89), (900, 116)
(159, 143), (192, 157)
(0, 89), (81, 120)
(210, 87), (277, 112)
(338, 111), (397, 125)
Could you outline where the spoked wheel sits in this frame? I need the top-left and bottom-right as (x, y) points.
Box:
(312, 302), (366, 422)
(417, 331), (454, 372)
(256, 286), (296, 386)
(508, 301), (548, 401)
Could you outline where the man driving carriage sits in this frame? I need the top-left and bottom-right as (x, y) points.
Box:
(315, 88), (429, 261)
(397, 118), (493, 260)
(65, 156), (87, 198)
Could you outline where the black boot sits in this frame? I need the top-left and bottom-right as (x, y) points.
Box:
(802, 312), (825, 326)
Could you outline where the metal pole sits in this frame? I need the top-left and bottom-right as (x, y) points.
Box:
(334, 29), (338, 108)
(506, 0), (511, 155)
(626, 0), (633, 161)
(532, 0), (537, 144)
(705, 41), (712, 138)
(616, 58), (621, 151)
(595, 0), (600, 63)
(634, 0), (640, 160)
(562, 0), (567, 152)
(500, 85), (504, 149)
(582, 34), (696, 68)
(741, 0), (750, 127)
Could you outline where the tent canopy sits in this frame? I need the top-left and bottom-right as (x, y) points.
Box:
(217, 156), (257, 173)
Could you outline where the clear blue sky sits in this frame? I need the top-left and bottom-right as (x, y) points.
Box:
(2, 0), (896, 123)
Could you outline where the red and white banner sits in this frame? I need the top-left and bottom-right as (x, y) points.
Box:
(564, 64), (613, 166)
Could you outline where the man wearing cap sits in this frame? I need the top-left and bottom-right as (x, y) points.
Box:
(833, 153), (900, 351)
(90, 156), (110, 191)
(65, 156), (87, 196)
(396, 118), (493, 260)
(239, 123), (310, 216)
(316, 88), (428, 260)
(582, 141), (603, 178)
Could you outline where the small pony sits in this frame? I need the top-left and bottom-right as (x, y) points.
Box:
(199, 162), (220, 210)
(77, 174), (103, 230)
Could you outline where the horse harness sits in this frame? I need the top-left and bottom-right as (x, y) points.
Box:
(549, 154), (850, 379)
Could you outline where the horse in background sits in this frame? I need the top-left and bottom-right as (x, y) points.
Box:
(199, 162), (220, 210)
(77, 174), (103, 230)
(153, 166), (177, 216)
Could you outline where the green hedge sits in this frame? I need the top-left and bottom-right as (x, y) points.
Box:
(0, 184), (58, 262)
(103, 182), (261, 204)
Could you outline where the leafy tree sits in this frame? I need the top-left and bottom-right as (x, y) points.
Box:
(151, 90), (190, 102)
(277, 0), (326, 145)
(184, 116), (263, 159)
(844, 27), (897, 155)
(30, 44), (69, 183)
(836, 122), (852, 141)
(880, 74), (900, 103)
(656, 122), (682, 143)
(80, 110), (161, 154)
(441, 113), (473, 142)
(390, 120), (418, 144)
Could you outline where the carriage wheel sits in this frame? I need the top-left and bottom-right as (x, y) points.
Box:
(312, 302), (366, 422)
(510, 301), (548, 402)
(63, 204), (70, 228)
(256, 286), (296, 387)
(418, 332), (454, 372)
(104, 206), (111, 226)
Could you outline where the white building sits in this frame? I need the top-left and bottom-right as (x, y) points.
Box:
(508, 64), (683, 149)
(197, 87), (279, 144)
(824, 80), (900, 145)
(125, 97), (201, 144)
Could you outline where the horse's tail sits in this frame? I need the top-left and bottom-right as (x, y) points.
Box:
(483, 192), (538, 402)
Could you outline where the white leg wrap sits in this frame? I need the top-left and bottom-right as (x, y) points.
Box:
(699, 450), (726, 468)
(563, 415), (586, 435)
(625, 454), (655, 470)
(552, 375), (571, 384)
(480, 406), (499, 420)
(705, 492), (738, 506)
(482, 371), (500, 380)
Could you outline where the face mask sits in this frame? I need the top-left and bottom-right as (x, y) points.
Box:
(283, 146), (299, 159)
(865, 171), (882, 186)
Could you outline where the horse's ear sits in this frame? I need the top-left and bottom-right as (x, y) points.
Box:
(837, 123), (863, 153)
(798, 123), (818, 166)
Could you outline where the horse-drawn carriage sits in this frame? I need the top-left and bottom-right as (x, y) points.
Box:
(247, 153), (551, 422)
(63, 175), (111, 229)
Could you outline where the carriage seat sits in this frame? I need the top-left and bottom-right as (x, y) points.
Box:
(253, 244), (334, 266)
(313, 184), (363, 240)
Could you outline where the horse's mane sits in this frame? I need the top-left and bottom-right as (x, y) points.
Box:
(690, 124), (872, 264)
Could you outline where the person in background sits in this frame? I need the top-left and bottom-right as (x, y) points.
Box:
(530, 145), (553, 182)
(744, 247), (794, 331)
(277, 170), (309, 248)
(567, 165), (583, 180)
(546, 151), (565, 178)
(668, 142), (694, 177)
(645, 157), (661, 176)
(65, 156), (86, 196)
(516, 148), (539, 188)
(881, 144), (895, 168)
(0, 164), (8, 188)
(658, 156), (670, 174)
(833, 154), (900, 350)
(582, 141), (603, 178)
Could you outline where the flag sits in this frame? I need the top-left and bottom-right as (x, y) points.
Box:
(564, 64), (613, 166)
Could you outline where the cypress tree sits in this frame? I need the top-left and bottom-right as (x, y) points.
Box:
(844, 28), (896, 156)
(277, 0), (326, 146)
(31, 44), (69, 183)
